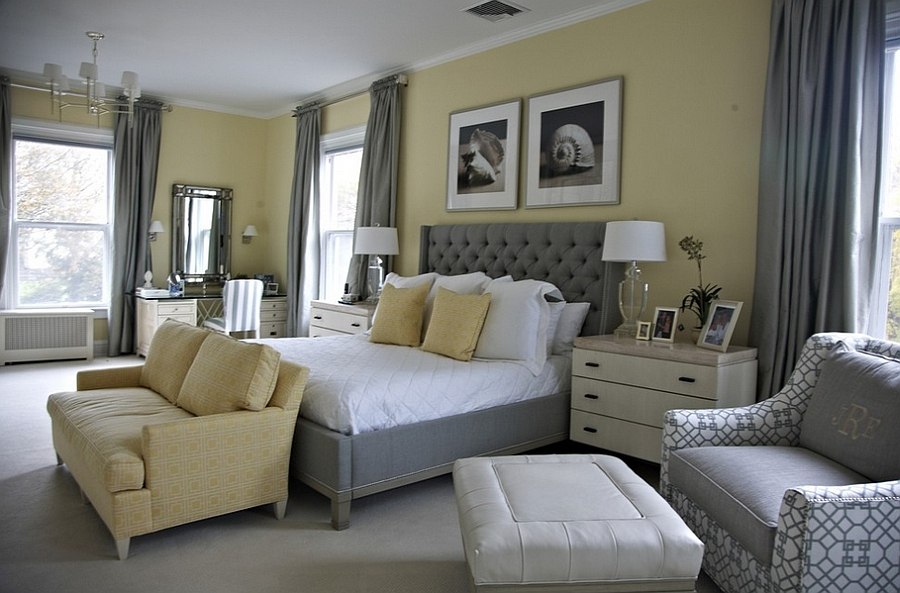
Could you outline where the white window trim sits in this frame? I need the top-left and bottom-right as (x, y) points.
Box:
(318, 126), (365, 300)
(5, 117), (114, 313)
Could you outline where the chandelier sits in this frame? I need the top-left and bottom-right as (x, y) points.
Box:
(41, 31), (142, 122)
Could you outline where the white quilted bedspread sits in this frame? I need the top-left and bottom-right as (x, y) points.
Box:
(257, 334), (571, 435)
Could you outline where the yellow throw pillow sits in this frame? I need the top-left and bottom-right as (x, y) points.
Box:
(140, 320), (211, 404)
(177, 332), (281, 416)
(369, 282), (430, 347)
(422, 288), (491, 361)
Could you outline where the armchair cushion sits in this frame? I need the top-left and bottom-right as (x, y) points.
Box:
(140, 321), (210, 403)
(177, 332), (281, 416)
(669, 445), (869, 565)
(799, 348), (900, 481)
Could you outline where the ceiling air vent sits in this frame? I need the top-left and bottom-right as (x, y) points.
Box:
(463, 0), (530, 23)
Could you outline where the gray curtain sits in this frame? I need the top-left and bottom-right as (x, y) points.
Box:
(108, 103), (162, 355)
(346, 75), (402, 299)
(750, 0), (885, 397)
(286, 104), (321, 337)
(0, 77), (10, 301)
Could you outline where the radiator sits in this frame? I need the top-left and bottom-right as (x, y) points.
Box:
(0, 309), (94, 365)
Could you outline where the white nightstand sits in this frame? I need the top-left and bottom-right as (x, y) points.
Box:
(309, 300), (376, 337)
(570, 335), (758, 463)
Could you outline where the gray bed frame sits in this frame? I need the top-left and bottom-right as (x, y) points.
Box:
(291, 221), (622, 529)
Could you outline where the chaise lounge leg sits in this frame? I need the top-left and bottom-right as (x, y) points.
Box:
(56, 453), (63, 466)
(115, 538), (130, 560)
(273, 499), (287, 520)
(79, 487), (90, 505)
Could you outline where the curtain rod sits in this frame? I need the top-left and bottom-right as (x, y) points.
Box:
(294, 73), (408, 115)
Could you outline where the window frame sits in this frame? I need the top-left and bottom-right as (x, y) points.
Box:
(5, 118), (114, 311)
(318, 126), (364, 302)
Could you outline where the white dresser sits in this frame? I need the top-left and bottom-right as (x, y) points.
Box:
(309, 300), (375, 337)
(570, 335), (758, 463)
(259, 296), (288, 339)
(135, 298), (198, 357)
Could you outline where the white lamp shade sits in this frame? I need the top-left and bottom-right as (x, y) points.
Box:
(148, 220), (165, 234)
(121, 70), (139, 89)
(43, 63), (63, 81)
(354, 226), (399, 255)
(602, 221), (667, 262)
(242, 225), (259, 237)
(79, 61), (98, 80)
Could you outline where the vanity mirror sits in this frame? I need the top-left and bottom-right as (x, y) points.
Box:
(171, 184), (232, 287)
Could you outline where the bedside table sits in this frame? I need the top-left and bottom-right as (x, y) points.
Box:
(570, 335), (758, 463)
(309, 300), (376, 337)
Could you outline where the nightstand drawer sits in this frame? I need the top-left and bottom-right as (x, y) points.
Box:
(571, 377), (712, 427)
(570, 410), (662, 463)
(310, 309), (369, 334)
(260, 299), (287, 312)
(260, 321), (285, 338)
(309, 325), (348, 338)
(160, 314), (196, 325)
(573, 349), (720, 398)
(261, 308), (287, 322)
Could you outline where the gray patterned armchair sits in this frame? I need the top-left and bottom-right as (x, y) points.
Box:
(660, 333), (900, 593)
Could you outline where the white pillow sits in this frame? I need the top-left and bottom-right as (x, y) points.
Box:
(545, 300), (566, 353)
(473, 278), (562, 374)
(384, 272), (438, 290)
(552, 302), (590, 355)
(423, 272), (492, 335)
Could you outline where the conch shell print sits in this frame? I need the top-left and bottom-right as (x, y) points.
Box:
(548, 124), (595, 174)
(461, 128), (504, 186)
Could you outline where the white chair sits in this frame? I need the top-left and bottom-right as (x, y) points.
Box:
(203, 279), (264, 338)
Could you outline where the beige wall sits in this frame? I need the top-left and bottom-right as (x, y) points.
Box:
(9, 0), (771, 346)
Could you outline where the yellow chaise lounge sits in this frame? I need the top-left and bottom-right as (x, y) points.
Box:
(47, 320), (309, 559)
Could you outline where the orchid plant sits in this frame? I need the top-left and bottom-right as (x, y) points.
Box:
(679, 235), (721, 330)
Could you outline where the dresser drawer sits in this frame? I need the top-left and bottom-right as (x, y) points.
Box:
(261, 308), (287, 322)
(260, 299), (287, 312)
(573, 349), (720, 399)
(157, 302), (196, 317)
(571, 377), (712, 428)
(159, 313), (196, 325)
(260, 321), (286, 338)
(570, 410), (662, 463)
(310, 308), (369, 334)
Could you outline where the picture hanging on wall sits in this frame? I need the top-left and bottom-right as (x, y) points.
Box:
(525, 77), (622, 208)
(446, 99), (520, 211)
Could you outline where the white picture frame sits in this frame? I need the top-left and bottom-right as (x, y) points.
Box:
(652, 307), (678, 343)
(698, 300), (743, 352)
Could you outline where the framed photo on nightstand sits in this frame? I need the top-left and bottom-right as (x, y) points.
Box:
(635, 321), (652, 341)
(698, 300), (743, 352)
(651, 307), (678, 343)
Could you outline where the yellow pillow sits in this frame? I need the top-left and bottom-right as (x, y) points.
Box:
(369, 282), (430, 347)
(177, 332), (281, 416)
(421, 288), (491, 361)
(140, 320), (211, 403)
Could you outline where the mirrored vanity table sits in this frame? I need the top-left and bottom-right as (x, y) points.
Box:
(134, 183), (287, 356)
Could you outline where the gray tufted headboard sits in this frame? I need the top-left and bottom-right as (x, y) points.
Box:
(418, 222), (622, 337)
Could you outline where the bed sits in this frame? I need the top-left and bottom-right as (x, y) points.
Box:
(262, 221), (621, 529)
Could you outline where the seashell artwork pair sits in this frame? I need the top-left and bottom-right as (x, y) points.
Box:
(460, 128), (505, 186)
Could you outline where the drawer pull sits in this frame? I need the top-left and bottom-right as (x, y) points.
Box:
(351, 323), (361, 327)
(583, 393), (599, 400)
(585, 362), (600, 368)
(582, 427), (598, 434)
(313, 315), (323, 320)
(678, 376), (696, 383)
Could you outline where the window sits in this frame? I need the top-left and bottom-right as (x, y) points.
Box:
(7, 122), (113, 309)
(319, 128), (364, 302)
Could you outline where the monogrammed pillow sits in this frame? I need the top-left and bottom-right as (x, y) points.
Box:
(799, 347), (900, 481)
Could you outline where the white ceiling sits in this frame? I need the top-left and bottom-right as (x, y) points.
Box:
(0, 0), (648, 118)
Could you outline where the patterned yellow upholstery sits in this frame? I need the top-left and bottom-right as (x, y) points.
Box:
(46, 325), (309, 560)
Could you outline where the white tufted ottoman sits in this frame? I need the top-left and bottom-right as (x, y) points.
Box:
(453, 455), (703, 593)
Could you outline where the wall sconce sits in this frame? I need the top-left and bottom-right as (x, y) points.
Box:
(148, 220), (165, 242)
(242, 225), (258, 244)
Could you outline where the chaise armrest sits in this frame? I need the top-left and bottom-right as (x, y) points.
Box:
(77, 365), (145, 391)
(772, 479), (900, 593)
(141, 406), (300, 528)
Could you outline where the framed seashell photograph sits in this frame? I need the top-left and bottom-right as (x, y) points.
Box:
(446, 99), (521, 211)
(525, 77), (622, 208)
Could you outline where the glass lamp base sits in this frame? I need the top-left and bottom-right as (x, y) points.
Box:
(613, 321), (639, 338)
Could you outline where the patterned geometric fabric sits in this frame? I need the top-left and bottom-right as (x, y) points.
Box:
(661, 333), (900, 593)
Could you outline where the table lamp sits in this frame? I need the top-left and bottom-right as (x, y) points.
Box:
(602, 221), (667, 338)
(353, 225), (399, 302)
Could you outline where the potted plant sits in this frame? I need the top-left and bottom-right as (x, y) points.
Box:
(679, 235), (721, 331)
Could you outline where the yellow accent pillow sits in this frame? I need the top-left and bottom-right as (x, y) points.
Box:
(140, 320), (211, 403)
(421, 288), (491, 361)
(369, 282), (430, 347)
(177, 332), (281, 416)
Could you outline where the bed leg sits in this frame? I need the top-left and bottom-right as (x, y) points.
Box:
(331, 498), (350, 530)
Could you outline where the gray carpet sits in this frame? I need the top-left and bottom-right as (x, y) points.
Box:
(0, 355), (723, 593)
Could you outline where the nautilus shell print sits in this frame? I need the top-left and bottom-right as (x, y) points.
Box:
(461, 128), (505, 186)
(548, 124), (595, 174)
